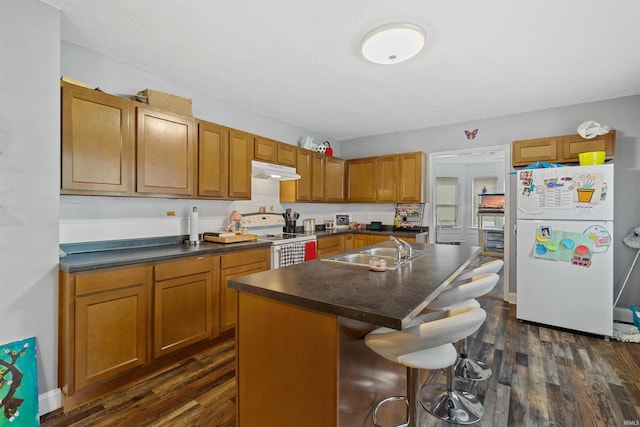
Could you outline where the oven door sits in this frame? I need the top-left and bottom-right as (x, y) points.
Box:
(271, 239), (317, 269)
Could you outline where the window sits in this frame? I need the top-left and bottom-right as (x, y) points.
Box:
(472, 177), (498, 227)
(436, 177), (459, 227)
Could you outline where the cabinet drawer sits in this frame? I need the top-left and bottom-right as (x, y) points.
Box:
(221, 248), (269, 269)
(75, 266), (148, 296)
(155, 256), (211, 281)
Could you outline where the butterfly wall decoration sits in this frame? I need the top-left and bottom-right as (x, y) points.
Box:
(465, 129), (479, 140)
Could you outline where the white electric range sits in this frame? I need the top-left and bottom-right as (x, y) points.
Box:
(241, 213), (317, 269)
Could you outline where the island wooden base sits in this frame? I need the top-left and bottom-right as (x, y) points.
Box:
(236, 292), (416, 426)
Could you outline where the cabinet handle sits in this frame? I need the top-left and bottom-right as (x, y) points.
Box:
(196, 256), (205, 260)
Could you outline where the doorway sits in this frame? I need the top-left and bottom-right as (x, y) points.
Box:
(427, 144), (512, 303)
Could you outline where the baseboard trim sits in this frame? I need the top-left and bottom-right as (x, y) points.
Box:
(39, 388), (62, 416)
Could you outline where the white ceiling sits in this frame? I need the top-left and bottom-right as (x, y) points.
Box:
(45, 0), (640, 141)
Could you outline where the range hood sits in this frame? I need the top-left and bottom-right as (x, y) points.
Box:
(251, 160), (301, 181)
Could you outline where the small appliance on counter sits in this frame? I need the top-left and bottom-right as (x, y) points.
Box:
(369, 221), (382, 231)
(324, 219), (334, 230)
(303, 218), (315, 232)
(283, 208), (299, 233)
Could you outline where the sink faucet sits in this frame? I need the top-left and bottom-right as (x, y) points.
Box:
(389, 236), (413, 263)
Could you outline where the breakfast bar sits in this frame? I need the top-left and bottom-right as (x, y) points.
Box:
(228, 242), (479, 426)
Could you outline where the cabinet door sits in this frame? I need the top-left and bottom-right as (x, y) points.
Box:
(377, 155), (399, 202)
(61, 82), (133, 195)
(197, 120), (228, 198)
(398, 152), (425, 203)
(136, 107), (195, 196)
(220, 249), (270, 332)
(254, 136), (277, 163)
(512, 136), (560, 167)
(324, 157), (345, 202)
(344, 234), (354, 251)
(295, 149), (313, 201)
(560, 131), (616, 163)
(73, 267), (149, 390)
(228, 129), (254, 199)
(153, 272), (214, 358)
(317, 235), (345, 258)
(354, 234), (369, 248)
(277, 143), (297, 167)
(347, 157), (377, 202)
(311, 153), (326, 201)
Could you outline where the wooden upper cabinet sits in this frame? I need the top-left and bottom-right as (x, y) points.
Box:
(61, 82), (134, 195)
(254, 136), (277, 163)
(347, 157), (377, 202)
(398, 151), (426, 203)
(560, 131), (616, 163)
(228, 129), (254, 199)
(281, 148), (312, 202)
(311, 152), (325, 201)
(376, 155), (399, 202)
(277, 143), (297, 167)
(197, 120), (229, 199)
(513, 131), (616, 167)
(324, 157), (345, 202)
(512, 136), (560, 167)
(136, 106), (196, 196)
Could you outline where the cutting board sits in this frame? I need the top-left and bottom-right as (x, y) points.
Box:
(203, 234), (259, 244)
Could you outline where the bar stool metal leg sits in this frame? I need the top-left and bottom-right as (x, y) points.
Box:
(454, 338), (492, 381)
(420, 363), (483, 425)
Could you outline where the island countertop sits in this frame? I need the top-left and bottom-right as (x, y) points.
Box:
(228, 242), (479, 329)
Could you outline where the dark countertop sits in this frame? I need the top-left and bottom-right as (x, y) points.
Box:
(59, 238), (272, 273)
(228, 242), (479, 330)
(314, 227), (428, 239)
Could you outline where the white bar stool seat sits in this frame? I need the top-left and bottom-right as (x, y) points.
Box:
(365, 306), (486, 426)
(428, 271), (500, 382)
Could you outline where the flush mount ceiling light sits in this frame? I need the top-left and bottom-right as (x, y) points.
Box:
(361, 22), (426, 65)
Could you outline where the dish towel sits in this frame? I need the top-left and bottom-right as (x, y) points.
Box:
(304, 241), (317, 261)
(279, 243), (306, 267)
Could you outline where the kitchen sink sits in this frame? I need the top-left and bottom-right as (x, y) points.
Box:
(321, 248), (427, 269)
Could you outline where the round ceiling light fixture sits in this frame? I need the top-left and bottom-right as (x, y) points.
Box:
(361, 22), (426, 65)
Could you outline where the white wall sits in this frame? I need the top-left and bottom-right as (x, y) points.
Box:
(0, 0), (60, 412)
(341, 96), (640, 313)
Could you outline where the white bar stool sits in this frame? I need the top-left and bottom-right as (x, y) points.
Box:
(365, 306), (486, 427)
(455, 259), (503, 282)
(427, 272), (500, 382)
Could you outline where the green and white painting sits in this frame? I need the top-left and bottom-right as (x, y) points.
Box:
(0, 337), (39, 426)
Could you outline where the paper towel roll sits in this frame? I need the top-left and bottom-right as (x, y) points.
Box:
(190, 207), (199, 243)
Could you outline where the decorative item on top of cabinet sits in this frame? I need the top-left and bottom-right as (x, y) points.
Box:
(153, 256), (217, 359)
(512, 131), (615, 167)
(61, 82), (134, 195)
(197, 120), (229, 199)
(136, 106), (196, 196)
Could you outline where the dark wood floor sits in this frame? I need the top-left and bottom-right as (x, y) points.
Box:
(41, 258), (640, 427)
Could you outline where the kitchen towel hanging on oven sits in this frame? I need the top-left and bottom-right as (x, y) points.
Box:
(279, 243), (306, 267)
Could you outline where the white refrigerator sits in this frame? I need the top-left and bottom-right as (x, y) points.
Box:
(516, 164), (614, 336)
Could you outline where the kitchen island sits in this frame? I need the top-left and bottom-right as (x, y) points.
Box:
(228, 242), (479, 427)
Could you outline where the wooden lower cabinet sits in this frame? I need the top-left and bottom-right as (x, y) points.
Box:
(59, 265), (151, 402)
(59, 247), (265, 411)
(354, 234), (369, 248)
(317, 235), (345, 258)
(153, 256), (217, 358)
(219, 248), (270, 332)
